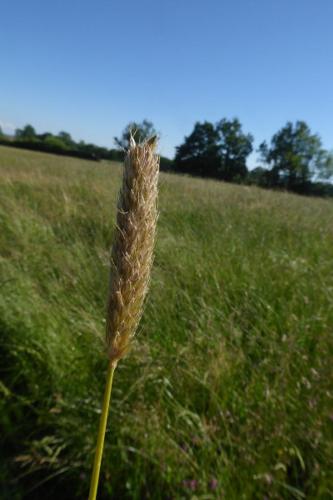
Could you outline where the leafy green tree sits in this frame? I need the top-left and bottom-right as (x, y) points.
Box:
(247, 166), (270, 187)
(114, 120), (157, 149)
(175, 119), (253, 181)
(175, 121), (219, 177)
(317, 151), (333, 181)
(216, 118), (253, 181)
(0, 125), (4, 137)
(44, 135), (68, 150)
(259, 121), (331, 191)
(15, 124), (36, 140)
(57, 131), (74, 147)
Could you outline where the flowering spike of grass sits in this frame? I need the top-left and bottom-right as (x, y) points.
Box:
(88, 136), (159, 500)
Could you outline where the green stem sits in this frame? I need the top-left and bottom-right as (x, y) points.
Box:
(88, 360), (117, 500)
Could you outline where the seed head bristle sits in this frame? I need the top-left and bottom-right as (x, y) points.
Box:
(106, 137), (159, 362)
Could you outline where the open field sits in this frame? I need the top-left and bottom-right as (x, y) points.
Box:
(0, 145), (333, 499)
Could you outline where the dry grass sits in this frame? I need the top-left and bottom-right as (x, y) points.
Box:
(89, 138), (159, 499)
(106, 137), (159, 362)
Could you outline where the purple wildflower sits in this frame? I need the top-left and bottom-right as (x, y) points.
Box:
(209, 478), (218, 490)
(182, 479), (198, 491)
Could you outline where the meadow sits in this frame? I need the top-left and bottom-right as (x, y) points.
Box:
(0, 145), (332, 499)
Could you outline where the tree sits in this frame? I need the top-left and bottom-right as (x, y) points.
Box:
(57, 131), (74, 147)
(259, 121), (331, 192)
(316, 151), (333, 181)
(114, 120), (157, 149)
(15, 124), (36, 140)
(175, 118), (253, 181)
(247, 166), (270, 187)
(175, 121), (219, 177)
(44, 135), (68, 151)
(0, 125), (4, 137)
(216, 118), (253, 181)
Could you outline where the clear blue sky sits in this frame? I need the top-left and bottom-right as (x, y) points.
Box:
(1, 0), (332, 164)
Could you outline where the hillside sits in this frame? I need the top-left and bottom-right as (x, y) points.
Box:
(0, 145), (332, 499)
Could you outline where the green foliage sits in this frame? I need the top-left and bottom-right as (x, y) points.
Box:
(1, 124), (124, 162)
(44, 134), (69, 151)
(159, 155), (174, 172)
(247, 166), (270, 187)
(15, 124), (36, 140)
(57, 131), (75, 147)
(216, 118), (253, 181)
(174, 121), (219, 177)
(259, 121), (332, 192)
(114, 120), (157, 149)
(317, 151), (333, 181)
(0, 146), (332, 499)
(175, 118), (253, 182)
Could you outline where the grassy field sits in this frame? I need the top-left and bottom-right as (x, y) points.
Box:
(0, 145), (332, 499)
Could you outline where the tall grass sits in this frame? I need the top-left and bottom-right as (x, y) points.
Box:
(0, 145), (333, 499)
(89, 137), (159, 499)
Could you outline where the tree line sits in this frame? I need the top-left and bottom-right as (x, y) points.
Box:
(0, 124), (123, 162)
(0, 118), (332, 196)
(174, 119), (333, 196)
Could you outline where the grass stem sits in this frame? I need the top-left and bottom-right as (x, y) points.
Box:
(88, 361), (117, 500)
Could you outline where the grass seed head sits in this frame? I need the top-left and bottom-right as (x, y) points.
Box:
(106, 136), (159, 362)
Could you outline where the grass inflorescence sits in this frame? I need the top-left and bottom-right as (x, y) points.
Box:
(89, 136), (159, 500)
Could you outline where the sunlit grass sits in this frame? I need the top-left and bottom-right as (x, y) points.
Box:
(0, 145), (332, 499)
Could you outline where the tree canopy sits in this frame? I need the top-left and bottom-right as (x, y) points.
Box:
(2, 124), (122, 162)
(259, 121), (332, 191)
(114, 120), (157, 149)
(15, 124), (36, 140)
(57, 131), (75, 147)
(216, 118), (253, 181)
(175, 118), (253, 182)
(174, 121), (219, 177)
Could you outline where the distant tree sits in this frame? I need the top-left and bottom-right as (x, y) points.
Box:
(58, 131), (75, 147)
(316, 151), (333, 181)
(38, 132), (53, 141)
(247, 166), (270, 187)
(175, 121), (219, 177)
(114, 120), (157, 149)
(259, 121), (332, 192)
(216, 118), (253, 181)
(44, 135), (68, 150)
(159, 155), (174, 171)
(175, 118), (253, 181)
(15, 124), (36, 140)
(0, 125), (4, 137)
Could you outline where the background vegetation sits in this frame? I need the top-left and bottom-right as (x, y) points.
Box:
(1, 118), (332, 197)
(0, 124), (123, 162)
(174, 119), (333, 196)
(1, 146), (332, 499)
(0, 121), (172, 172)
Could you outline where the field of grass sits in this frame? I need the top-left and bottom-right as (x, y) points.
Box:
(0, 145), (332, 499)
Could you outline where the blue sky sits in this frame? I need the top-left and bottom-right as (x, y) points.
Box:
(1, 0), (332, 164)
